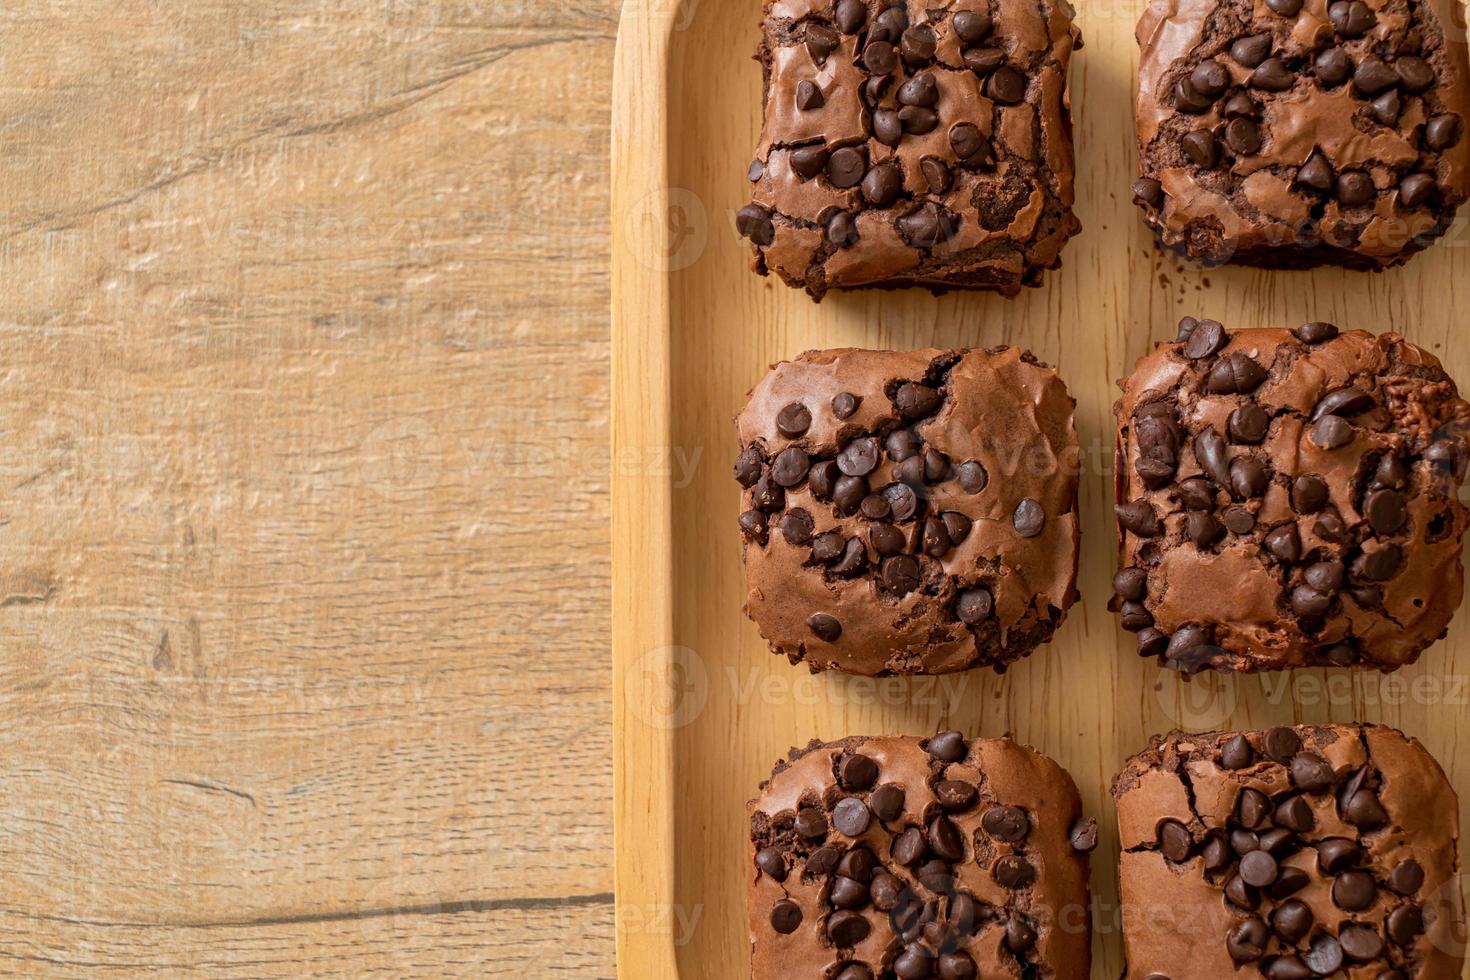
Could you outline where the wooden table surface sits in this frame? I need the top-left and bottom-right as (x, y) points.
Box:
(0, 1), (620, 975)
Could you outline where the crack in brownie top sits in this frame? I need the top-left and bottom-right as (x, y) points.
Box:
(737, 0), (1082, 299)
(1132, 0), (1470, 268)
(749, 734), (1095, 979)
(735, 347), (1079, 676)
(1112, 320), (1470, 673)
(1113, 724), (1465, 979)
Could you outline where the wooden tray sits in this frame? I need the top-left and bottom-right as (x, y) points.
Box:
(611, 0), (1470, 976)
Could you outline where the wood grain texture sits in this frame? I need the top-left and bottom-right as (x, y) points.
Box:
(613, 0), (1470, 976)
(0, 0), (619, 975)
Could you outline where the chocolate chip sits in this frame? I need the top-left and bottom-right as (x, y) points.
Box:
(1137, 628), (1169, 658)
(1186, 511), (1223, 547)
(1426, 112), (1462, 150)
(791, 82), (825, 118)
(927, 815), (964, 861)
(1232, 34), (1272, 67)
(1012, 498), (1045, 537)
(920, 158), (951, 194)
(1175, 77), (1213, 113)
(896, 202), (959, 247)
(1372, 89), (1403, 125)
(1133, 177), (1165, 208)
(1228, 403), (1270, 444)
(832, 477), (868, 518)
(1202, 834), (1232, 872)
(868, 784), (904, 823)
(732, 446), (764, 487)
(1182, 129), (1220, 168)
(935, 779), (978, 812)
(861, 163), (903, 208)
(1354, 57), (1399, 96)
(1333, 870), (1378, 910)
(1260, 727), (1300, 762)
(1266, 0), (1302, 13)
(1289, 751), (1334, 792)
(827, 147), (868, 188)
(821, 210), (859, 249)
(898, 73), (939, 108)
(883, 482), (918, 521)
(1269, 866), (1309, 900)
(948, 460), (987, 495)
(781, 509), (815, 546)
(1116, 500), (1160, 537)
(736, 203), (775, 246)
(827, 910), (870, 946)
(1353, 544), (1403, 582)
(963, 46), (1005, 75)
(926, 730), (966, 762)
(1396, 55), (1436, 92)
(739, 509), (768, 540)
(831, 536), (868, 576)
(1182, 318), (1227, 358)
(1250, 58), (1294, 92)
(869, 871), (901, 910)
(791, 145), (829, 180)
(1272, 899), (1313, 942)
(1158, 819), (1192, 862)
(1310, 415), (1354, 450)
(942, 512), (971, 545)
(1227, 916), (1269, 962)
(748, 158), (764, 182)
(1388, 904), (1425, 945)
(811, 530), (844, 564)
(1337, 170), (1375, 206)
(1362, 488), (1407, 534)
(982, 805), (1029, 842)
(1297, 152), (1335, 193)
(1240, 850), (1278, 887)
(949, 123), (990, 166)
(1295, 321), (1339, 344)
(1225, 118), (1262, 155)
(869, 523), (905, 557)
(952, 9), (992, 43)
(756, 845), (787, 881)
(1390, 858), (1425, 895)
(1290, 476), (1326, 514)
(774, 405), (812, 442)
(873, 108), (903, 147)
(896, 382), (940, 420)
(1238, 787), (1271, 827)
(835, 0), (866, 32)
(1185, 60), (1227, 99)
(832, 797), (872, 837)
(1176, 479), (1215, 510)
(881, 555), (921, 596)
(1275, 796), (1314, 833)
(1329, 0), (1375, 37)
(891, 826), (927, 866)
(771, 899), (803, 934)
(771, 447), (810, 487)
(893, 949), (931, 978)
(955, 587), (993, 624)
(1303, 560), (1344, 594)
(1225, 873), (1260, 910)
(899, 105), (938, 135)
(870, 5), (907, 41)
(993, 855), (1034, 888)
(987, 66), (1026, 105)
(1290, 585), (1330, 618)
(1339, 924), (1384, 960)
(800, 612), (842, 645)
(1207, 353), (1267, 394)
(1262, 956), (1311, 979)
(921, 516), (950, 557)
(937, 951), (977, 980)
(1344, 787), (1389, 828)
(1397, 172), (1435, 208)
(795, 805), (828, 839)
(1221, 734), (1255, 769)
(900, 26), (936, 66)
(1114, 567), (1149, 601)
(863, 39), (897, 75)
(1195, 428), (1232, 485)
(1070, 818), (1098, 853)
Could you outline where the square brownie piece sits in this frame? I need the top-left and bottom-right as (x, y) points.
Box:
(1133, 0), (1470, 268)
(1112, 319), (1470, 672)
(735, 347), (1080, 676)
(1114, 725), (1466, 979)
(749, 734), (1095, 980)
(736, 0), (1082, 299)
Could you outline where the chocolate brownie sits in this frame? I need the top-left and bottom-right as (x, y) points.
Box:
(1112, 319), (1470, 672)
(735, 347), (1080, 676)
(749, 733), (1095, 979)
(1132, 0), (1470, 268)
(1114, 725), (1466, 979)
(736, 0), (1082, 299)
